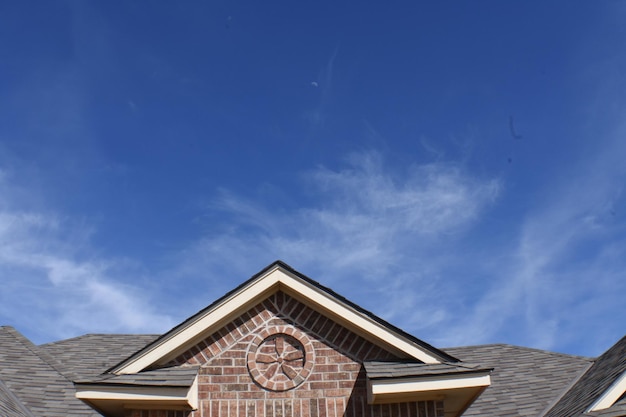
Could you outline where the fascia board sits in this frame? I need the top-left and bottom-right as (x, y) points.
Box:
(76, 375), (198, 415)
(112, 268), (282, 374)
(114, 264), (443, 374)
(277, 269), (442, 364)
(75, 385), (191, 403)
(369, 373), (492, 397)
(588, 371), (626, 412)
(187, 373), (199, 410)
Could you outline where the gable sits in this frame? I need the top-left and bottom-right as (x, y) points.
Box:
(76, 262), (491, 417)
(110, 261), (455, 375)
(168, 291), (401, 369)
(157, 290), (445, 417)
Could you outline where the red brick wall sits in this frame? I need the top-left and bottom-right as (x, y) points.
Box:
(126, 292), (444, 417)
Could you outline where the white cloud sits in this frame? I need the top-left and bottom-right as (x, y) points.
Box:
(173, 150), (501, 336)
(440, 119), (626, 353)
(171, 141), (625, 356)
(0, 169), (176, 343)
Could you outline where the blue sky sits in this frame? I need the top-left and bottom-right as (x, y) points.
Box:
(1, 1), (625, 357)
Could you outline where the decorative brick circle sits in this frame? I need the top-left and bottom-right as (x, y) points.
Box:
(247, 326), (314, 391)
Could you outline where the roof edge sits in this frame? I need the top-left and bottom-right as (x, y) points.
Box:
(108, 261), (458, 374)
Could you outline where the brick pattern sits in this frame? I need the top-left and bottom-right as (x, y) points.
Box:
(126, 411), (190, 417)
(130, 292), (443, 417)
(246, 325), (315, 391)
(194, 398), (444, 417)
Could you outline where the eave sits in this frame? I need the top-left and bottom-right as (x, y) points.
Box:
(366, 366), (492, 417)
(75, 375), (198, 417)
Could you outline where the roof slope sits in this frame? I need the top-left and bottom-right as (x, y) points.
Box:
(587, 397), (626, 417)
(40, 334), (159, 381)
(445, 344), (593, 417)
(76, 365), (199, 386)
(0, 326), (100, 417)
(0, 378), (35, 417)
(364, 361), (491, 379)
(545, 336), (626, 417)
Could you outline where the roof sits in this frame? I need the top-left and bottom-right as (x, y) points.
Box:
(444, 344), (594, 417)
(0, 378), (35, 417)
(40, 334), (159, 381)
(0, 261), (624, 417)
(76, 366), (199, 387)
(9, 333), (617, 417)
(544, 335), (626, 417)
(0, 326), (99, 417)
(587, 398), (626, 417)
(364, 361), (492, 379)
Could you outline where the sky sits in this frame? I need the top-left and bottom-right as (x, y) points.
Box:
(0, 1), (625, 358)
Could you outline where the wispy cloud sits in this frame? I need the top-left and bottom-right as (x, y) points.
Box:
(171, 138), (625, 356)
(0, 167), (176, 343)
(441, 118), (626, 354)
(172, 150), (501, 336)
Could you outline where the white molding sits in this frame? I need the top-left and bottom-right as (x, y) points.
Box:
(113, 267), (282, 374)
(588, 371), (626, 412)
(75, 375), (198, 415)
(76, 385), (190, 403)
(113, 265), (443, 374)
(188, 373), (198, 410)
(369, 373), (492, 397)
(277, 268), (442, 363)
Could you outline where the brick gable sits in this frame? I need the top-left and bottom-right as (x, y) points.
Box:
(126, 292), (444, 417)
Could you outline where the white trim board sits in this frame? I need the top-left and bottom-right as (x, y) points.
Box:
(112, 263), (445, 374)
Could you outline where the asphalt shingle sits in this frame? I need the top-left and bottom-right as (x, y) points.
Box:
(0, 378), (35, 417)
(77, 365), (199, 387)
(0, 326), (100, 417)
(545, 336), (626, 417)
(364, 361), (491, 379)
(40, 333), (159, 381)
(444, 344), (593, 417)
(586, 397), (626, 417)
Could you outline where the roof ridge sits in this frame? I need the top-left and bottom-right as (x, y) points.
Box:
(39, 333), (160, 348)
(446, 343), (594, 361)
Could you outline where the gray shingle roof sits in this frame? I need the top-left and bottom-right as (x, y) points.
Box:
(40, 334), (159, 381)
(545, 336), (626, 417)
(586, 397), (626, 417)
(1, 300), (623, 417)
(0, 326), (100, 417)
(0, 378), (35, 417)
(364, 361), (491, 379)
(444, 344), (593, 417)
(0, 330), (623, 417)
(76, 365), (199, 387)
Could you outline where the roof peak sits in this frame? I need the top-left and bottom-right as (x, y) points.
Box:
(109, 261), (458, 374)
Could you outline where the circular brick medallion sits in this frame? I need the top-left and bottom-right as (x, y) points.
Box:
(247, 326), (314, 391)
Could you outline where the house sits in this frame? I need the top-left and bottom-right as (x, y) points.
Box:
(1, 261), (624, 417)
